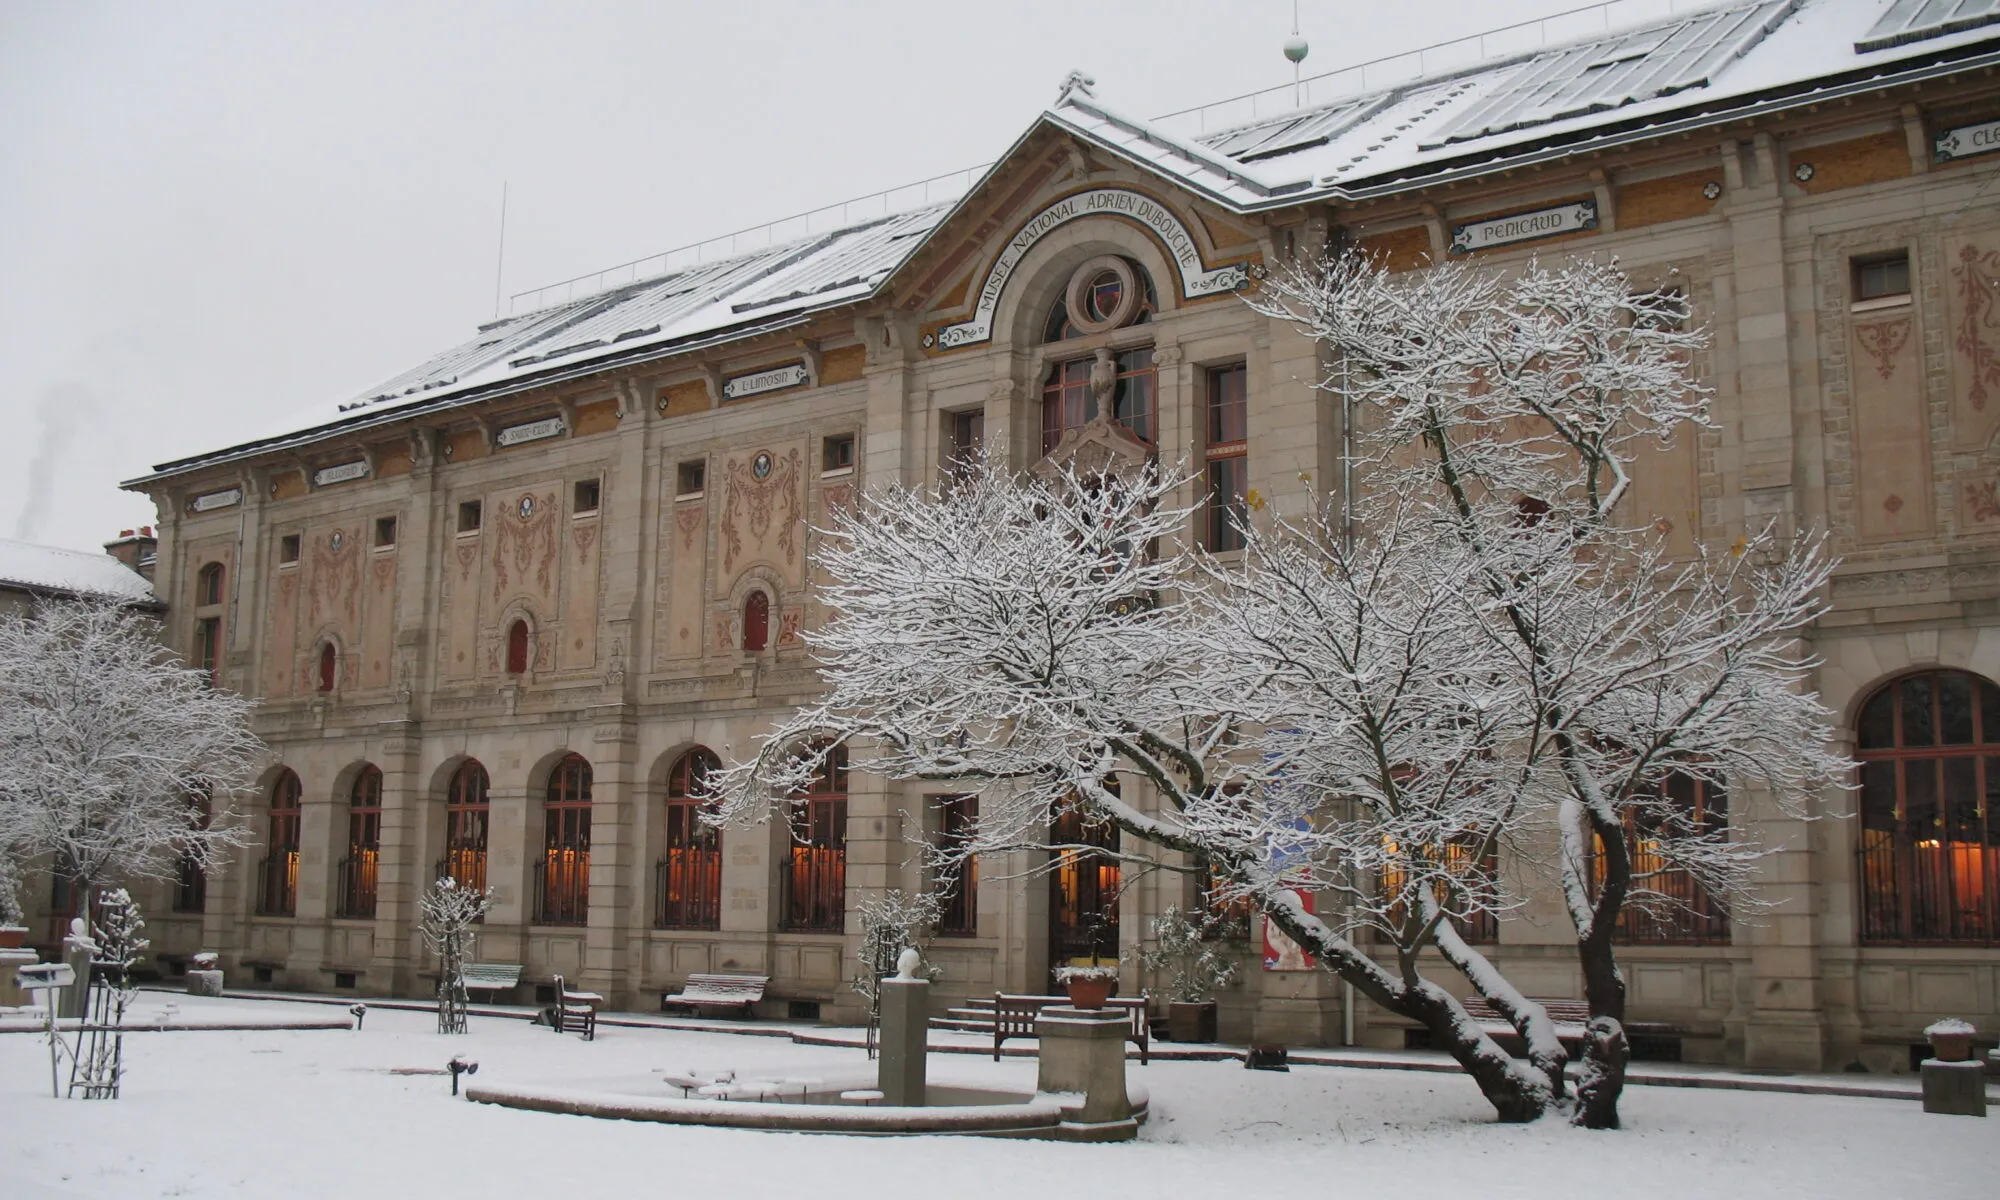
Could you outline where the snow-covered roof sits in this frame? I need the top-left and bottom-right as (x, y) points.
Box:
(129, 0), (2000, 488)
(0, 537), (156, 605)
(1055, 0), (2000, 205)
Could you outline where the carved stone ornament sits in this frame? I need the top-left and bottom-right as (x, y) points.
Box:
(1031, 412), (1154, 483)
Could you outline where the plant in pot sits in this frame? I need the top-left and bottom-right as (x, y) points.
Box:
(1924, 1017), (1977, 1063)
(186, 950), (225, 997)
(1139, 904), (1239, 1043)
(1054, 961), (1119, 1009)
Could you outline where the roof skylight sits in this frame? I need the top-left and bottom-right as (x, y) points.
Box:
(1857, 0), (2000, 52)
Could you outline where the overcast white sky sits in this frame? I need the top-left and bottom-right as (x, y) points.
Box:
(2, 0), (1622, 554)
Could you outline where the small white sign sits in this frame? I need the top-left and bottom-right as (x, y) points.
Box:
(1936, 119), (2000, 163)
(313, 460), (370, 487)
(1450, 199), (1598, 255)
(189, 487), (242, 513)
(722, 362), (810, 401)
(496, 415), (566, 447)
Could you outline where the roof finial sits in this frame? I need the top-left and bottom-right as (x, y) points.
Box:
(1285, 1), (1309, 107)
(1057, 70), (1096, 104)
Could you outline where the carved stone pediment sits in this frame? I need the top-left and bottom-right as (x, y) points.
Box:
(1031, 414), (1154, 482)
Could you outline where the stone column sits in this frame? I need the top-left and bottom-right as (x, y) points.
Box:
(877, 975), (930, 1106)
(1034, 1006), (1136, 1139)
(373, 725), (423, 996)
(584, 715), (640, 1005)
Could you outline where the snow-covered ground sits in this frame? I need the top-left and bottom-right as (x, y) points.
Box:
(0, 995), (1987, 1199)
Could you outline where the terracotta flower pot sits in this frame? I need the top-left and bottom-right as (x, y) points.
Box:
(1929, 1031), (1975, 1062)
(0, 926), (26, 950)
(1064, 975), (1115, 1010)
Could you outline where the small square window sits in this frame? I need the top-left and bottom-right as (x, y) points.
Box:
(822, 434), (855, 473)
(333, 971), (357, 990)
(1853, 252), (1910, 303)
(373, 516), (397, 547)
(573, 478), (601, 514)
(279, 534), (302, 564)
(457, 499), (483, 533)
(677, 460), (706, 497)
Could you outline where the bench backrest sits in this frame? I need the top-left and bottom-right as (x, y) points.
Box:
(680, 974), (768, 998)
(461, 963), (521, 987)
(995, 993), (1146, 1039)
(1460, 996), (1592, 1025)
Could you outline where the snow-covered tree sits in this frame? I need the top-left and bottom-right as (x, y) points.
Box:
(1242, 251), (1847, 1126)
(0, 598), (262, 910)
(74, 887), (148, 1099)
(420, 876), (492, 1035)
(709, 461), (1566, 1121)
(714, 254), (1841, 1127)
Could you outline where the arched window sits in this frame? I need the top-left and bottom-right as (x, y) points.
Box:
(1857, 670), (2000, 944)
(781, 742), (847, 932)
(338, 766), (382, 919)
(1040, 349), (1156, 454)
(442, 760), (490, 893)
(258, 770), (302, 916)
(317, 643), (337, 693)
(657, 748), (722, 930)
(1042, 256), (1153, 343)
(196, 562), (225, 607)
(536, 754), (592, 925)
(742, 591), (770, 653)
(1598, 774), (1730, 944)
(506, 619), (530, 676)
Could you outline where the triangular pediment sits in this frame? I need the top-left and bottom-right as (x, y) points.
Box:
(876, 99), (1267, 355)
(1031, 414), (1155, 483)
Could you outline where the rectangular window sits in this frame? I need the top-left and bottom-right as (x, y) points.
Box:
(194, 618), (222, 683)
(573, 478), (601, 514)
(932, 794), (978, 936)
(373, 516), (397, 547)
(781, 798), (847, 933)
(1206, 363), (1250, 552)
(656, 801), (722, 930)
(676, 460), (706, 498)
(457, 499), (483, 533)
(945, 409), (984, 483)
(279, 534), (302, 564)
(1853, 251), (1911, 303)
(823, 433), (855, 474)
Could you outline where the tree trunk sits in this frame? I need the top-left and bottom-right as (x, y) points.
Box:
(1573, 803), (1632, 1129)
(1572, 1016), (1628, 1130)
(1257, 894), (1555, 1123)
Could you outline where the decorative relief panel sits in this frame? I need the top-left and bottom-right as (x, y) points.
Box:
(1848, 311), (1932, 542)
(1947, 231), (2000, 451)
(717, 445), (804, 587)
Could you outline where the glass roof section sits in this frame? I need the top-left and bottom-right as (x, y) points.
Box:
(1857, 0), (2000, 51)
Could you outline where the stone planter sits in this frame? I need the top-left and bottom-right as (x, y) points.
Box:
(187, 969), (224, 997)
(0, 925), (26, 950)
(1167, 1000), (1217, 1043)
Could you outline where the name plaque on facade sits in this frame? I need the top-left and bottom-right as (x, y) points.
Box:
(722, 362), (810, 401)
(1449, 199), (1598, 255)
(495, 415), (566, 447)
(929, 187), (1252, 351)
(313, 460), (370, 487)
(189, 487), (242, 513)
(1935, 118), (2000, 164)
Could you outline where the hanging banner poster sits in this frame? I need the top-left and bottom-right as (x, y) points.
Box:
(1262, 888), (1317, 972)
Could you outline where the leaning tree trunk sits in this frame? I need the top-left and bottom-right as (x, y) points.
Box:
(1260, 896), (1555, 1123)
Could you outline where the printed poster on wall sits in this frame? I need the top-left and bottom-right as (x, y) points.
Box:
(1262, 888), (1316, 971)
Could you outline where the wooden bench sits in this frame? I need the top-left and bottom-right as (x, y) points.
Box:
(459, 963), (522, 1002)
(548, 974), (600, 1040)
(662, 973), (769, 1019)
(1458, 996), (1688, 1057)
(992, 993), (1149, 1065)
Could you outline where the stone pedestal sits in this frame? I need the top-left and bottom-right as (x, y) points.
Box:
(187, 970), (225, 997)
(1920, 1058), (1988, 1117)
(0, 948), (38, 1007)
(1035, 1006), (1134, 1139)
(877, 977), (929, 1107)
(60, 935), (93, 1019)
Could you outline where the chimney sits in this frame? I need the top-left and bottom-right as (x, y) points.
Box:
(104, 525), (159, 582)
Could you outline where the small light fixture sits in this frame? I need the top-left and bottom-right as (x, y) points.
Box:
(1792, 162), (1816, 183)
(1702, 180), (1722, 201)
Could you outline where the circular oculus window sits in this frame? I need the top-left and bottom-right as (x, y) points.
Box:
(1062, 256), (1142, 336)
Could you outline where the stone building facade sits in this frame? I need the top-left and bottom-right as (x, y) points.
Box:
(110, 1), (2000, 1071)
